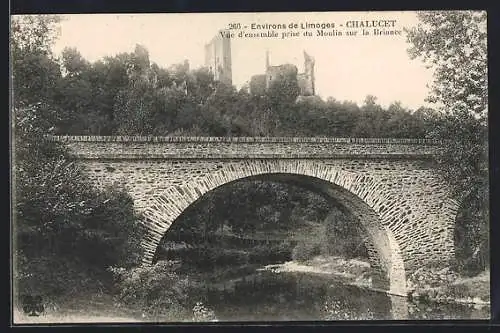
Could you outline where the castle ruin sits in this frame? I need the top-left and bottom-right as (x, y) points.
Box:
(250, 50), (315, 97)
(204, 30), (232, 86)
(203, 30), (315, 97)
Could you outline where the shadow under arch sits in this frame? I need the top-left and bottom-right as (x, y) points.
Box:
(140, 161), (408, 296)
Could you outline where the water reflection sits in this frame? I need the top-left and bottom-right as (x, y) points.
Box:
(197, 270), (489, 321)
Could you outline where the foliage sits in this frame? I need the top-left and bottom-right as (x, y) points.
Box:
(11, 15), (62, 107)
(291, 242), (321, 262)
(12, 15), (144, 301)
(11, 16), (450, 140)
(406, 11), (487, 121)
(160, 180), (371, 269)
(164, 180), (334, 245)
(14, 104), (144, 298)
(322, 297), (374, 320)
(10, 13), (490, 314)
(246, 242), (292, 265)
(111, 261), (192, 320)
(192, 302), (218, 322)
(407, 266), (490, 306)
(14, 33), (440, 138)
(406, 11), (488, 273)
(266, 65), (301, 109)
(324, 208), (369, 259)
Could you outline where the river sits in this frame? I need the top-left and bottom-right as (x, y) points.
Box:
(194, 267), (489, 321)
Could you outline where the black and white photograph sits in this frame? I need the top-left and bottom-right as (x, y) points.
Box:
(10, 10), (489, 323)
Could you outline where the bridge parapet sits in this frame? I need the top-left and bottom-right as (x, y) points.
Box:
(48, 136), (442, 160)
(48, 135), (441, 144)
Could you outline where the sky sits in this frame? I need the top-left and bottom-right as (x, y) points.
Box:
(51, 11), (434, 110)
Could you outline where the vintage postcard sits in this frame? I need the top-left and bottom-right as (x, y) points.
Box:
(10, 10), (489, 323)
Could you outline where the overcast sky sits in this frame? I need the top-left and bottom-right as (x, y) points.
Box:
(51, 11), (434, 110)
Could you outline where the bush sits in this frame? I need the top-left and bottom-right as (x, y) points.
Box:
(111, 261), (193, 320)
(14, 104), (144, 300)
(291, 242), (321, 262)
(192, 301), (218, 322)
(322, 297), (374, 320)
(248, 242), (292, 264)
(15, 253), (107, 301)
(71, 186), (145, 270)
(15, 182), (144, 300)
(454, 209), (489, 276)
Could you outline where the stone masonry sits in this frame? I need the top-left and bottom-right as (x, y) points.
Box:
(49, 136), (459, 296)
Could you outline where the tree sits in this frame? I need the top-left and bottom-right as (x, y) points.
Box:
(11, 15), (63, 107)
(14, 104), (144, 297)
(61, 47), (90, 76)
(114, 72), (158, 135)
(266, 65), (301, 130)
(12, 15), (144, 299)
(54, 48), (95, 133)
(130, 44), (150, 74)
(406, 11), (487, 121)
(406, 11), (488, 273)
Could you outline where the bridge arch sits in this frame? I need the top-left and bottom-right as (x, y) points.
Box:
(139, 159), (408, 295)
(51, 135), (460, 298)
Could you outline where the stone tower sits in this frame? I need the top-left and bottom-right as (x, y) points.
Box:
(297, 51), (315, 96)
(265, 49), (270, 70)
(204, 30), (232, 86)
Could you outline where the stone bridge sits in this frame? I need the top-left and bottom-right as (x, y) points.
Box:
(49, 136), (459, 297)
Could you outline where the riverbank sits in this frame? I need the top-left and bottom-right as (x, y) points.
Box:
(259, 255), (372, 286)
(260, 255), (490, 307)
(408, 268), (490, 306)
(13, 256), (490, 323)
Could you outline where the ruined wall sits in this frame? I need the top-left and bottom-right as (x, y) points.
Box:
(301, 51), (315, 96)
(259, 51), (315, 96)
(204, 30), (232, 86)
(266, 64), (298, 90)
(297, 72), (314, 96)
